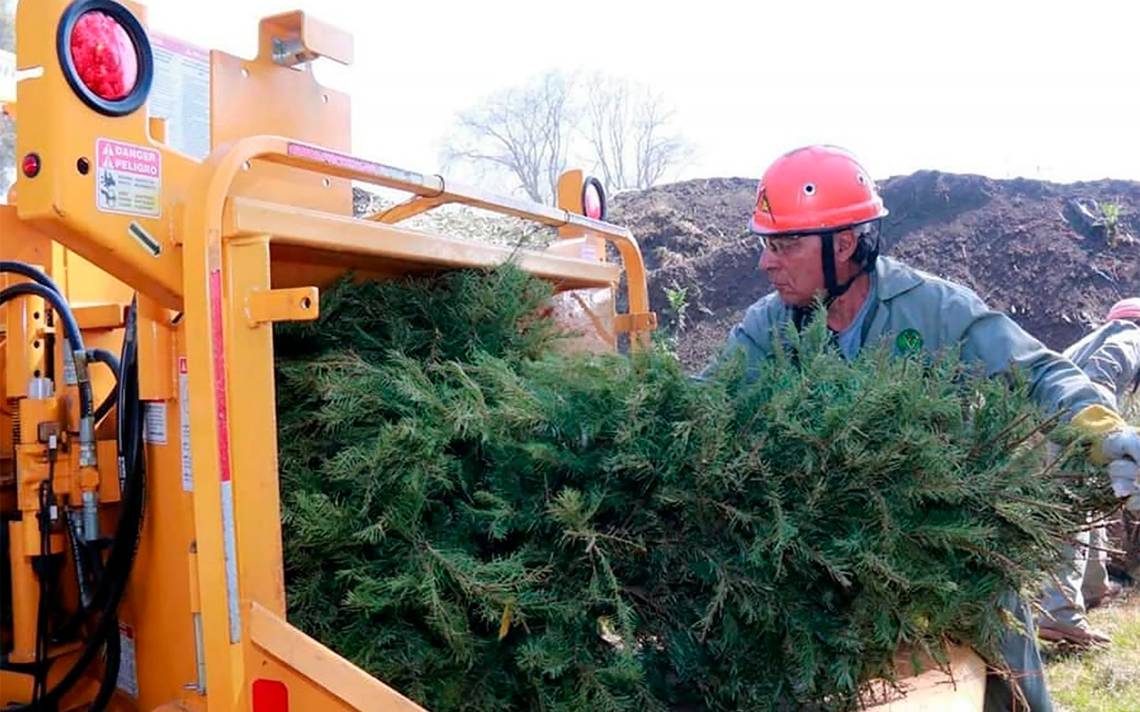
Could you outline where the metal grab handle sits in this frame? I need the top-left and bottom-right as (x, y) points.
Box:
(193, 136), (654, 345)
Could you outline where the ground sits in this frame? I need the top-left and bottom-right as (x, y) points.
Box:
(606, 173), (1140, 370)
(1046, 592), (1140, 711)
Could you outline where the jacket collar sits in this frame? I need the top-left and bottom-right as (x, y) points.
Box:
(873, 256), (924, 302)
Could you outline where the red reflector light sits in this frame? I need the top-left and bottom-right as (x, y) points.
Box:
(252, 679), (288, 712)
(70, 11), (139, 101)
(584, 186), (601, 219)
(582, 177), (606, 221)
(22, 153), (41, 178)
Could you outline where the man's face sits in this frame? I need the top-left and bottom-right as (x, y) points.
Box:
(758, 234), (826, 307)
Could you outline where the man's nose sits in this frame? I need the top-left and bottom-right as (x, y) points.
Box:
(759, 248), (777, 271)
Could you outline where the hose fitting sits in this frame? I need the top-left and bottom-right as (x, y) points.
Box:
(79, 414), (97, 468)
(82, 490), (100, 542)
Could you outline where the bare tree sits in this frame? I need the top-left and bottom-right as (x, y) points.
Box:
(442, 71), (575, 204)
(442, 70), (693, 204)
(584, 74), (690, 192)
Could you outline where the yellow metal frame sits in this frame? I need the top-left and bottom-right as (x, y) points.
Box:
(177, 135), (655, 712)
(1, 2), (654, 710)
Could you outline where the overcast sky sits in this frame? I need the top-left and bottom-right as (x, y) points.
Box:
(47, 0), (1140, 184)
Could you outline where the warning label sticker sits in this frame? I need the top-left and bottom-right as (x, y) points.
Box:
(149, 33), (211, 161)
(96, 139), (162, 218)
(144, 401), (168, 445)
(117, 622), (140, 697)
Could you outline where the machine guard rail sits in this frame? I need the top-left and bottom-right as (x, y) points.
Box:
(185, 136), (654, 344)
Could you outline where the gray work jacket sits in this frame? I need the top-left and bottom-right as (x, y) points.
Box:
(704, 256), (1114, 418)
(1063, 319), (1140, 410)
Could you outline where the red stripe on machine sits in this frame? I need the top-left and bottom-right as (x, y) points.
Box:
(208, 266), (242, 642)
(208, 268), (233, 483)
(285, 142), (422, 184)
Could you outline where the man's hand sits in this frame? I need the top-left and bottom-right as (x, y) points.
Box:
(1103, 429), (1140, 508)
(1069, 405), (1139, 507)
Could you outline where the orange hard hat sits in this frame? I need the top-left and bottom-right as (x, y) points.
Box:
(749, 145), (888, 235)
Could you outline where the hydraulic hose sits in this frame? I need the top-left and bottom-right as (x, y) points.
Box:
(2, 300), (146, 712)
(51, 324), (134, 639)
(0, 261), (63, 296)
(89, 348), (122, 425)
(0, 282), (93, 419)
(0, 265), (142, 712)
(87, 614), (122, 712)
(87, 348), (121, 376)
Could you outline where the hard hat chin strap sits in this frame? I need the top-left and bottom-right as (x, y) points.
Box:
(785, 221), (883, 332)
(819, 223), (881, 304)
(789, 234), (857, 334)
(819, 232), (850, 303)
(791, 222), (883, 331)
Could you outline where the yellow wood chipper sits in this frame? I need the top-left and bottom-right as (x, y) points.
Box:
(0, 1), (986, 709)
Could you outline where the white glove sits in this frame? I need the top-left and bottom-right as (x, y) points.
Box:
(1109, 458), (1140, 498)
(1103, 429), (1140, 501)
(1103, 428), (1140, 463)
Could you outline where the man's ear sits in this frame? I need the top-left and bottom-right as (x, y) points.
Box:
(834, 230), (859, 261)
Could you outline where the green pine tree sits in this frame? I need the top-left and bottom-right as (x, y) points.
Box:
(275, 266), (1115, 711)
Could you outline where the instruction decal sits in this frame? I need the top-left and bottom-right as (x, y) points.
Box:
(149, 33), (211, 160)
(96, 138), (162, 219)
(144, 401), (168, 445)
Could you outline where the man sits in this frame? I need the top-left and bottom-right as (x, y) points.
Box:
(1038, 298), (1140, 647)
(703, 145), (1140, 712)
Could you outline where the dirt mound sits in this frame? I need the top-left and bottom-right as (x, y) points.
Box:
(608, 172), (1140, 370)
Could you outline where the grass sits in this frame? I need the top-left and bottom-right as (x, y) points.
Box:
(1045, 590), (1140, 711)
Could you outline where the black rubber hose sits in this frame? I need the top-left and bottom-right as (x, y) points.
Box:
(31, 485), (53, 705)
(52, 305), (140, 639)
(94, 393), (117, 424)
(0, 263), (100, 424)
(0, 261), (63, 295)
(89, 348), (122, 425)
(115, 299), (143, 516)
(88, 349), (121, 376)
(64, 510), (96, 625)
(86, 614), (122, 712)
(5, 560), (133, 711)
(0, 271), (137, 712)
(2, 301), (146, 712)
(94, 395), (116, 426)
(0, 283), (92, 418)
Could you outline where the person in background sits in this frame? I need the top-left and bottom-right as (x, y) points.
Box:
(1038, 298), (1140, 647)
